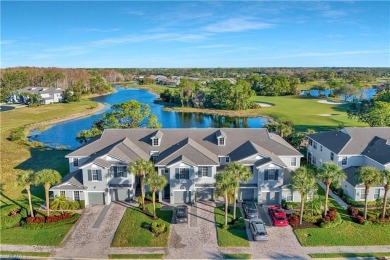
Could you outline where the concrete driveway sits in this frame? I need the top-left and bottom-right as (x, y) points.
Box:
(52, 203), (126, 259)
(166, 201), (220, 259)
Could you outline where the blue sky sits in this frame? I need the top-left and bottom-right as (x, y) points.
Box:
(1, 1), (389, 68)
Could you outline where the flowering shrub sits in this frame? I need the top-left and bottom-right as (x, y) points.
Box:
(288, 214), (299, 227)
(26, 216), (45, 224)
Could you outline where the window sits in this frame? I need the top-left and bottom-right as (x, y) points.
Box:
(201, 167), (208, 177)
(312, 157), (316, 166)
(92, 170), (99, 181)
(358, 189), (365, 200)
(218, 157), (222, 163)
(218, 138), (225, 146)
(309, 139), (313, 146)
(313, 142), (317, 149)
(152, 138), (159, 146)
(165, 168), (169, 174)
(73, 158), (79, 167)
(178, 168), (189, 179)
(291, 157), (297, 167)
(284, 190), (293, 202)
(60, 191), (65, 197)
(264, 169), (279, 181)
(341, 156), (348, 166)
(374, 189), (381, 200)
(308, 152), (312, 164)
(320, 145), (323, 151)
(225, 156), (230, 163)
(114, 166), (127, 178)
(152, 154), (159, 163)
(74, 191), (80, 201)
(330, 152), (334, 161)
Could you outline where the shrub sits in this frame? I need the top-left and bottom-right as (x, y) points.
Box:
(25, 214), (80, 230)
(137, 196), (143, 208)
(150, 222), (166, 236)
(78, 200), (85, 209)
(355, 215), (365, 224)
(288, 214), (299, 227)
(8, 127), (25, 141)
(303, 214), (321, 223)
(320, 213), (342, 228)
(0, 205), (21, 217)
(1, 214), (22, 229)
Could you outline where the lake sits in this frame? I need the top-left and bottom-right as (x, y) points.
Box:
(300, 88), (377, 101)
(30, 87), (268, 150)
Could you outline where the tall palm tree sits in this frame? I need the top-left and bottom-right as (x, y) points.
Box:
(357, 166), (382, 219)
(145, 171), (168, 219)
(382, 169), (390, 220)
(35, 169), (62, 216)
(129, 159), (154, 211)
(15, 170), (36, 217)
(214, 170), (237, 226)
(225, 162), (252, 220)
(292, 166), (317, 225)
(316, 162), (346, 216)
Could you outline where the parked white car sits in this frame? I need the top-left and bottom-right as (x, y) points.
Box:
(249, 218), (269, 241)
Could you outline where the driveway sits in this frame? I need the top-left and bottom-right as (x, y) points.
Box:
(166, 201), (220, 259)
(52, 203), (126, 259)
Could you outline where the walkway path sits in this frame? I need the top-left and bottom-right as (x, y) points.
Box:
(317, 181), (348, 209)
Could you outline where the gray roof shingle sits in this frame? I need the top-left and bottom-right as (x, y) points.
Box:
(51, 170), (86, 191)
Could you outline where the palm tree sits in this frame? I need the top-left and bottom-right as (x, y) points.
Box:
(51, 195), (79, 214)
(145, 171), (168, 219)
(35, 169), (62, 216)
(129, 159), (154, 211)
(382, 170), (390, 220)
(357, 166), (382, 219)
(225, 162), (252, 220)
(214, 170), (237, 226)
(292, 166), (317, 225)
(316, 162), (346, 216)
(15, 170), (36, 217)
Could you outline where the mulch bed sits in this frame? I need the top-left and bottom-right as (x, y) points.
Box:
(291, 221), (319, 230)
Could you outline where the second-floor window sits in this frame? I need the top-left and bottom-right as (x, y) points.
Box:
(330, 152), (334, 161)
(113, 166), (127, 178)
(73, 158), (79, 167)
(341, 156), (348, 166)
(291, 157), (297, 167)
(264, 169), (279, 181)
(92, 170), (99, 181)
(218, 138), (225, 146)
(313, 142), (317, 149)
(176, 168), (189, 179)
(320, 145), (323, 151)
(201, 167), (209, 177)
(309, 139), (313, 146)
(152, 138), (159, 146)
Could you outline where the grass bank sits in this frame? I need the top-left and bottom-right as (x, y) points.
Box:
(111, 203), (173, 247)
(0, 251), (51, 257)
(294, 185), (390, 246)
(215, 206), (249, 247)
(250, 96), (366, 132)
(1, 99), (100, 202)
(108, 254), (164, 259)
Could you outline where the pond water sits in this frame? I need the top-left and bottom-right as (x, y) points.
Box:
(300, 88), (377, 101)
(30, 87), (268, 150)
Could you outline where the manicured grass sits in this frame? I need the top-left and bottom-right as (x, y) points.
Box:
(215, 206), (249, 247)
(223, 253), (251, 259)
(108, 253), (164, 259)
(294, 185), (390, 246)
(111, 203), (173, 247)
(309, 252), (390, 258)
(250, 96), (366, 132)
(0, 221), (77, 246)
(1, 99), (98, 202)
(0, 251), (51, 257)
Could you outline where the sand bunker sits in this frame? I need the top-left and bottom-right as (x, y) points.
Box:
(256, 102), (274, 107)
(317, 100), (346, 105)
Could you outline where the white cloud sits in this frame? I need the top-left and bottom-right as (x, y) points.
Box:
(322, 10), (347, 18)
(202, 18), (273, 33)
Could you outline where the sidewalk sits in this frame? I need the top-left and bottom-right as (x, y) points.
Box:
(317, 181), (348, 209)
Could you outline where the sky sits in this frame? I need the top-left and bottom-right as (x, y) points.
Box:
(1, 1), (389, 68)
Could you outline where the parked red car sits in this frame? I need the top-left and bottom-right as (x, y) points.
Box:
(268, 205), (288, 226)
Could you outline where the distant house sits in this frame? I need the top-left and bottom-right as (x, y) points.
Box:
(51, 128), (303, 206)
(307, 127), (390, 201)
(8, 87), (64, 105)
(156, 76), (180, 86)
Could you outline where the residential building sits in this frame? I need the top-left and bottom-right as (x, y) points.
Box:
(51, 128), (303, 206)
(8, 86), (64, 104)
(307, 127), (390, 201)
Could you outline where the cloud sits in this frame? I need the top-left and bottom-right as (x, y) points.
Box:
(68, 28), (121, 33)
(259, 50), (387, 60)
(194, 44), (231, 49)
(202, 18), (273, 33)
(322, 10), (347, 18)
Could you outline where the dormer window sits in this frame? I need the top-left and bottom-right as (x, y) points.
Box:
(218, 137), (225, 146)
(152, 138), (159, 146)
(151, 130), (163, 146)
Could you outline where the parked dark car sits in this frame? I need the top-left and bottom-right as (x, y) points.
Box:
(242, 201), (259, 219)
(175, 205), (188, 224)
(249, 218), (269, 241)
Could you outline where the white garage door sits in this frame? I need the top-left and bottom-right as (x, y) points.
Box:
(173, 190), (192, 204)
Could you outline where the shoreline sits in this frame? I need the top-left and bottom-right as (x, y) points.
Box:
(26, 101), (106, 138)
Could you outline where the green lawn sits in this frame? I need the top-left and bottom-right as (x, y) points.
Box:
(309, 252), (390, 258)
(108, 254), (164, 259)
(0, 251), (51, 257)
(215, 206), (249, 247)
(111, 203), (173, 247)
(294, 185), (390, 246)
(222, 253), (251, 259)
(250, 96), (366, 132)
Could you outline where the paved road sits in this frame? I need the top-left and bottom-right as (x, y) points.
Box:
(51, 203), (126, 259)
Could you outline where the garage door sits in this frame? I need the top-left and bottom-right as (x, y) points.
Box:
(196, 188), (214, 201)
(111, 189), (132, 201)
(239, 189), (255, 201)
(261, 191), (280, 204)
(173, 190), (192, 204)
(88, 192), (105, 205)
